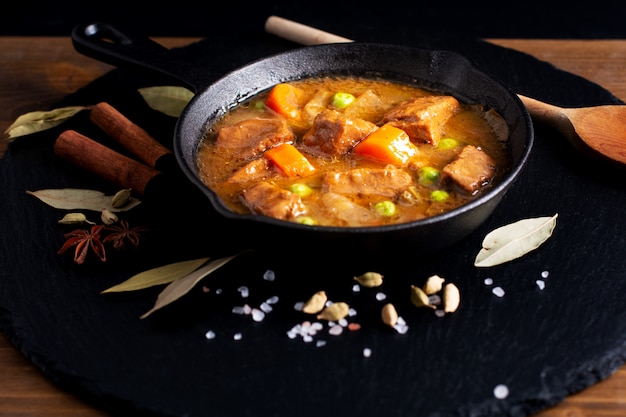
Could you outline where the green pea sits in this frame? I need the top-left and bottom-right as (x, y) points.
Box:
(430, 190), (450, 202)
(253, 100), (266, 110)
(374, 200), (397, 217)
(418, 166), (440, 186)
(289, 183), (313, 197)
(332, 92), (355, 109)
(297, 216), (316, 225)
(438, 138), (459, 149)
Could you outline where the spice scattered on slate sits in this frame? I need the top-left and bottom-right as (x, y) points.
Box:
(493, 384), (510, 399)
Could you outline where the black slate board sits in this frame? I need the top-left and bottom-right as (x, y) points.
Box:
(1, 29), (626, 417)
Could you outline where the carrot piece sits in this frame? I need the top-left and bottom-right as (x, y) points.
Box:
(353, 124), (419, 166)
(264, 143), (316, 178)
(265, 83), (306, 119)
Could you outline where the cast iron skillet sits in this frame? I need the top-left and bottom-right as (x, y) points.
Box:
(71, 22), (533, 255)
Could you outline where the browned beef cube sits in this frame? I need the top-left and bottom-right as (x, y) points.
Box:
(301, 109), (377, 155)
(383, 95), (461, 145)
(215, 118), (294, 161)
(226, 157), (272, 184)
(441, 145), (496, 194)
(323, 167), (413, 198)
(241, 182), (306, 220)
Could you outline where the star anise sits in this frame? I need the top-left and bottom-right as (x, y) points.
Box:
(103, 219), (148, 251)
(58, 225), (106, 265)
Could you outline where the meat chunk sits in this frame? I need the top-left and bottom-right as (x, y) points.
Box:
(441, 145), (496, 194)
(215, 117), (294, 161)
(241, 182), (306, 220)
(301, 109), (377, 156)
(320, 192), (380, 227)
(226, 157), (273, 184)
(383, 95), (461, 145)
(323, 166), (413, 198)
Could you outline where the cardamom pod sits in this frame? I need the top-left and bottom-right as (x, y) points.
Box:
(101, 208), (118, 225)
(381, 303), (398, 327)
(302, 290), (327, 314)
(317, 301), (349, 321)
(111, 188), (132, 208)
(354, 272), (384, 287)
(423, 274), (445, 295)
(410, 285), (435, 309)
(443, 283), (460, 313)
(58, 212), (95, 225)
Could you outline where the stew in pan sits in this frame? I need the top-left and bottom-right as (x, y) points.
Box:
(196, 76), (511, 227)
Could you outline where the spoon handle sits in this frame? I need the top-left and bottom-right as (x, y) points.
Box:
(265, 16), (353, 45)
(516, 94), (568, 127)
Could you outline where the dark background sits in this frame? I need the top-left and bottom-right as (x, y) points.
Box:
(2, 0), (626, 38)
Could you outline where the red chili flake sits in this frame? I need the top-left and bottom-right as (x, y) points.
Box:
(348, 322), (361, 331)
(58, 225), (106, 265)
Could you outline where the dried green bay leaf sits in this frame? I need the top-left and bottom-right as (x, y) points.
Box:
(27, 189), (141, 212)
(138, 86), (194, 118)
(141, 253), (241, 319)
(102, 257), (210, 293)
(5, 106), (88, 140)
(474, 214), (558, 267)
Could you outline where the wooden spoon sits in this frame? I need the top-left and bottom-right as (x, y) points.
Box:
(265, 15), (626, 166)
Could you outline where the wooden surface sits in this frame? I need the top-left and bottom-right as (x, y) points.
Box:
(2, 36), (626, 417)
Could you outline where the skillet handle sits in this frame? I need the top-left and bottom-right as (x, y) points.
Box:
(71, 22), (202, 93)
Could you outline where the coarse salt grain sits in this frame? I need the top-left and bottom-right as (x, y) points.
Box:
(435, 309), (445, 318)
(393, 316), (409, 334)
(263, 269), (276, 281)
(294, 301), (304, 311)
(266, 295), (279, 304)
(536, 280), (546, 290)
(352, 284), (360, 292)
(316, 340), (327, 347)
(232, 305), (247, 315)
(233, 333), (243, 341)
(238, 286), (249, 298)
(251, 309), (265, 322)
(329, 325), (343, 336)
(375, 292), (387, 301)
(428, 294), (441, 306)
(493, 384), (509, 399)
(205, 330), (216, 340)
(492, 286), (505, 297)
(260, 302), (273, 313)
(541, 270), (549, 279)
(363, 348), (372, 357)
(484, 278), (493, 285)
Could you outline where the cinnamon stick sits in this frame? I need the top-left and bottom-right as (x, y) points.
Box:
(89, 102), (174, 171)
(54, 130), (163, 196)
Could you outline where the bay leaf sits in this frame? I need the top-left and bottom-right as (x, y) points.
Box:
(138, 86), (194, 117)
(474, 214), (558, 267)
(141, 253), (241, 319)
(27, 188), (141, 212)
(102, 257), (210, 293)
(5, 106), (88, 140)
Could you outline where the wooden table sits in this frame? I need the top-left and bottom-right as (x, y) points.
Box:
(1, 36), (626, 417)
